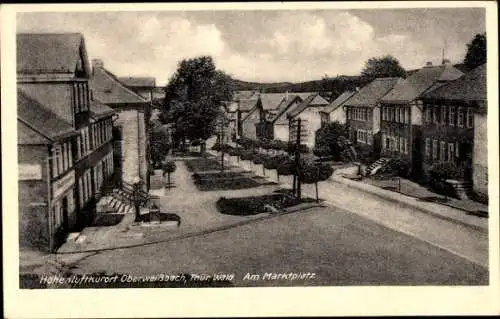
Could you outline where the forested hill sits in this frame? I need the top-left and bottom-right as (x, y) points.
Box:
(231, 63), (470, 100)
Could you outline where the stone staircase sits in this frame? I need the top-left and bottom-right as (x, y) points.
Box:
(366, 157), (390, 176)
(96, 181), (151, 216)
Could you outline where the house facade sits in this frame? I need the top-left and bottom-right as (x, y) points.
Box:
(90, 59), (151, 190)
(17, 33), (115, 251)
(269, 95), (305, 142)
(319, 90), (357, 126)
(344, 77), (402, 159)
(287, 93), (329, 148)
(420, 64), (486, 187)
(379, 62), (464, 177)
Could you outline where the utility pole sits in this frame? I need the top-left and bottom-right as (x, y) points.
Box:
(295, 118), (302, 200)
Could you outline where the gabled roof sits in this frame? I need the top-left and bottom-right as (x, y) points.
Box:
(321, 91), (357, 114)
(288, 93), (329, 118)
(17, 90), (77, 143)
(259, 93), (287, 111)
(17, 33), (90, 76)
(118, 77), (156, 87)
(345, 77), (402, 108)
(381, 65), (463, 103)
(269, 95), (304, 124)
(421, 64), (486, 102)
(238, 98), (259, 112)
(90, 65), (149, 105)
(90, 99), (115, 120)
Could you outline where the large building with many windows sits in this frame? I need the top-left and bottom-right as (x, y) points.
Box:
(379, 61), (464, 177)
(17, 33), (116, 251)
(344, 77), (402, 159)
(420, 64), (486, 189)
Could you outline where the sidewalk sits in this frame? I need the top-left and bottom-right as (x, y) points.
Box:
(330, 175), (488, 233)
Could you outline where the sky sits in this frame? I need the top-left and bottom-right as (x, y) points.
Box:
(17, 7), (486, 86)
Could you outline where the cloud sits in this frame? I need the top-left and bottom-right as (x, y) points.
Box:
(16, 9), (484, 85)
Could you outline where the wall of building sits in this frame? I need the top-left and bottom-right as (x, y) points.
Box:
(473, 112), (488, 196)
(18, 145), (51, 251)
(137, 110), (148, 185)
(115, 109), (140, 185)
(330, 107), (346, 124)
(411, 100), (423, 125)
(274, 124), (289, 142)
(372, 105), (381, 133)
(298, 108), (322, 148)
(19, 82), (74, 125)
(242, 109), (260, 140)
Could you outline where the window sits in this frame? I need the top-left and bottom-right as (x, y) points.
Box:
(404, 138), (409, 154)
(440, 141), (447, 161)
(448, 143), (455, 162)
(383, 107), (387, 121)
(432, 139), (438, 160)
(399, 136), (404, 153)
(449, 106), (455, 126)
(433, 106), (439, 124)
(67, 142), (72, 168)
(441, 106), (447, 125)
(396, 107), (400, 123)
(425, 138), (431, 157)
(367, 131), (372, 145)
(78, 179), (84, 207)
(425, 107), (432, 123)
(457, 108), (464, 127)
(76, 136), (81, 159)
(467, 108), (474, 128)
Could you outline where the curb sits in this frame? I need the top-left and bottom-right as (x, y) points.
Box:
(329, 176), (488, 233)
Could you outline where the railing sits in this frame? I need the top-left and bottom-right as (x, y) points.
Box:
(95, 176), (152, 209)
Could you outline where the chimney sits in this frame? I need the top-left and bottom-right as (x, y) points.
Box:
(285, 90), (289, 101)
(425, 61), (433, 67)
(355, 87), (360, 92)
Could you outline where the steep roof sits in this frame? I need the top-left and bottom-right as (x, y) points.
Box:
(238, 98), (259, 112)
(269, 95), (304, 123)
(259, 93), (287, 110)
(118, 77), (156, 87)
(234, 90), (259, 101)
(90, 99), (115, 120)
(345, 77), (402, 108)
(90, 66), (149, 105)
(381, 65), (463, 103)
(17, 90), (77, 143)
(17, 33), (90, 76)
(421, 63), (486, 102)
(288, 93), (329, 118)
(321, 91), (357, 114)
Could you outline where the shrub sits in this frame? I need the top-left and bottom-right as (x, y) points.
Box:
(240, 150), (255, 161)
(312, 146), (330, 158)
(228, 147), (243, 157)
(286, 142), (309, 154)
(252, 153), (268, 165)
(276, 156), (295, 176)
(299, 162), (334, 184)
(220, 144), (233, 154)
(162, 160), (177, 175)
(190, 138), (201, 146)
(263, 154), (287, 170)
(429, 162), (461, 181)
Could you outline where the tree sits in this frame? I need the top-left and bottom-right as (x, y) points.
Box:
(162, 56), (234, 148)
(464, 33), (486, 70)
(299, 162), (334, 202)
(361, 55), (406, 80)
(150, 123), (171, 169)
(315, 121), (351, 161)
(162, 161), (177, 189)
